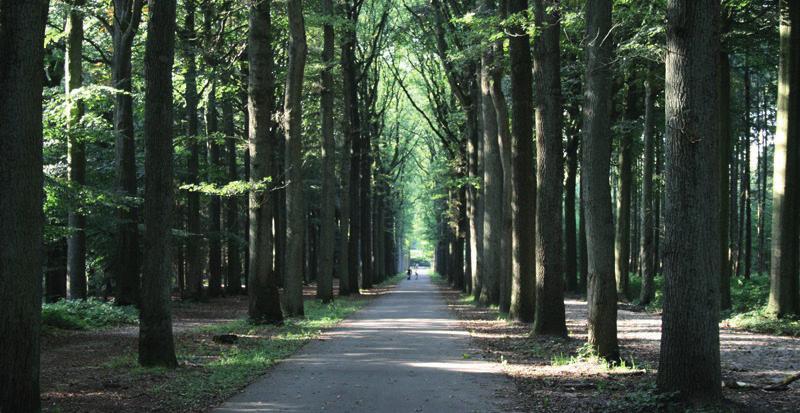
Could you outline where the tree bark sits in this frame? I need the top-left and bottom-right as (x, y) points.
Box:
(0, 1), (48, 409)
(743, 65), (753, 280)
(342, 2), (362, 295)
(639, 67), (657, 305)
(768, 0), (800, 317)
(508, 0), (536, 323)
(182, 0), (203, 300)
(657, 0), (722, 402)
(112, 0), (144, 306)
(564, 130), (579, 293)
(532, 0), (566, 336)
(66, 1), (87, 300)
(317, 0), (336, 302)
(615, 75), (637, 300)
(583, 0), (619, 361)
(247, 0), (283, 324)
(224, 99), (242, 295)
(207, 85), (224, 297)
(283, 0), (308, 317)
(139, 0), (179, 368)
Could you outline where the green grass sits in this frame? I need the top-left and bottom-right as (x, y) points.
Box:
(549, 343), (643, 373)
(42, 298), (138, 330)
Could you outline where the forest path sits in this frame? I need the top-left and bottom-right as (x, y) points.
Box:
(213, 268), (513, 413)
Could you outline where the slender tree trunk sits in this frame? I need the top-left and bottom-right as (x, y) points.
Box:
(223, 99), (242, 295)
(342, 4), (362, 295)
(66, 1), (87, 300)
(579, 180), (588, 293)
(639, 68), (657, 305)
(139, 0), (179, 368)
(532, 0), (566, 335)
(317, 0), (336, 302)
(758, 95), (769, 274)
(360, 124), (374, 290)
(615, 76), (637, 300)
(719, 50), (732, 310)
(583, 0), (619, 361)
(337, 124), (352, 296)
(564, 133), (579, 293)
(480, 15), (501, 305)
(508, 0), (536, 323)
(283, 0), (308, 317)
(657, 0), (722, 402)
(743, 65), (753, 280)
(112, 0), (144, 306)
(183, 0), (203, 300)
(0, 1), (48, 409)
(247, 0), (283, 324)
(207, 85), (224, 297)
(768, 0), (800, 317)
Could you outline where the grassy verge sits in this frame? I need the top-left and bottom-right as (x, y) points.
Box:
(103, 276), (404, 411)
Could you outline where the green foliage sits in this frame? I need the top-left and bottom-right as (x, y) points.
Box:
(726, 308), (800, 336)
(42, 299), (139, 331)
(550, 343), (643, 372)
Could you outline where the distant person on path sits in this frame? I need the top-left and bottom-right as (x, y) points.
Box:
(414, 264), (419, 280)
(407, 267), (412, 280)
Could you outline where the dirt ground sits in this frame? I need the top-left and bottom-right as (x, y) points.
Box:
(39, 280), (396, 413)
(438, 287), (800, 412)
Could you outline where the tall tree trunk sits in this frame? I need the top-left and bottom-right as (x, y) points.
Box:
(719, 50), (732, 310)
(247, 0), (283, 324)
(639, 68), (657, 305)
(757, 94), (769, 274)
(564, 133), (579, 293)
(583, 0), (619, 361)
(317, 0), (336, 302)
(139, 0), (179, 368)
(0, 1), (48, 409)
(657, 0), (722, 402)
(615, 76), (637, 300)
(207, 85), (224, 297)
(480, 14), (501, 305)
(579, 179), (588, 293)
(342, 3), (361, 295)
(508, 0), (536, 323)
(283, 0), (308, 317)
(489, 26), (513, 313)
(768, 0), (800, 317)
(337, 125), (352, 296)
(532, 0), (566, 336)
(743, 65), (753, 280)
(360, 124), (374, 290)
(224, 99), (242, 295)
(182, 0), (203, 300)
(66, 1), (87, 300)
(112, 0), (144, 306)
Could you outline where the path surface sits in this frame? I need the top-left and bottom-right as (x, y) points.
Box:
(213, 269), (511, 412)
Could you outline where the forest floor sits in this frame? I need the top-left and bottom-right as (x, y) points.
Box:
(437, 282), (800, 412)
(39, 280), (399, 413)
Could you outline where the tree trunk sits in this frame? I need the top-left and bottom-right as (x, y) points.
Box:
(639, 68), (657, 305)
(182, 0), (203, 300)
(508, 0), (536, 323)
(0, 1), (48, 409)
(532, 0), (566, 336)
(207, 85), (223, 297)
(66, 1), (87, 300)
(768, 0), (800, 317)
(342, 4), (362, 295)
(615, 76), (637, 300)
(317, 0), (336, 302)
(139, 0), (179, 368)
(743, 65), (753, 280)
(564, 132), (579, 293)
(480, 16), (502, 305)
(579, 181), (588, 293)
(657, 0), (722, 402)
(583, 0), (619, 361)
(283, 0), (308, 317)
(247, 0), (283, 324)
(224, 99), (242, 295)
(360, 124), (374, 290)
(719, 50), (732, 310)
(112, 0), (144, 306)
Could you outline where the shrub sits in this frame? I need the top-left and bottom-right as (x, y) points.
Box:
(42, 298), (138, 330)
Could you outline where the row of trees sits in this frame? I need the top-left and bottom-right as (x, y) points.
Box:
(1, 0), (419, 410)
(415, 0), (797, 405)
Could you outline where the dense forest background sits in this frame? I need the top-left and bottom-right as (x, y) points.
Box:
(1, 0), (799, 411)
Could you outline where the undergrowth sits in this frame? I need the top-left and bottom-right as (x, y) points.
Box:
(42, 298), (138, 330)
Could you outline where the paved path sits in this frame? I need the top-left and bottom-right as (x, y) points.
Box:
(213, 269), (510, 412)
